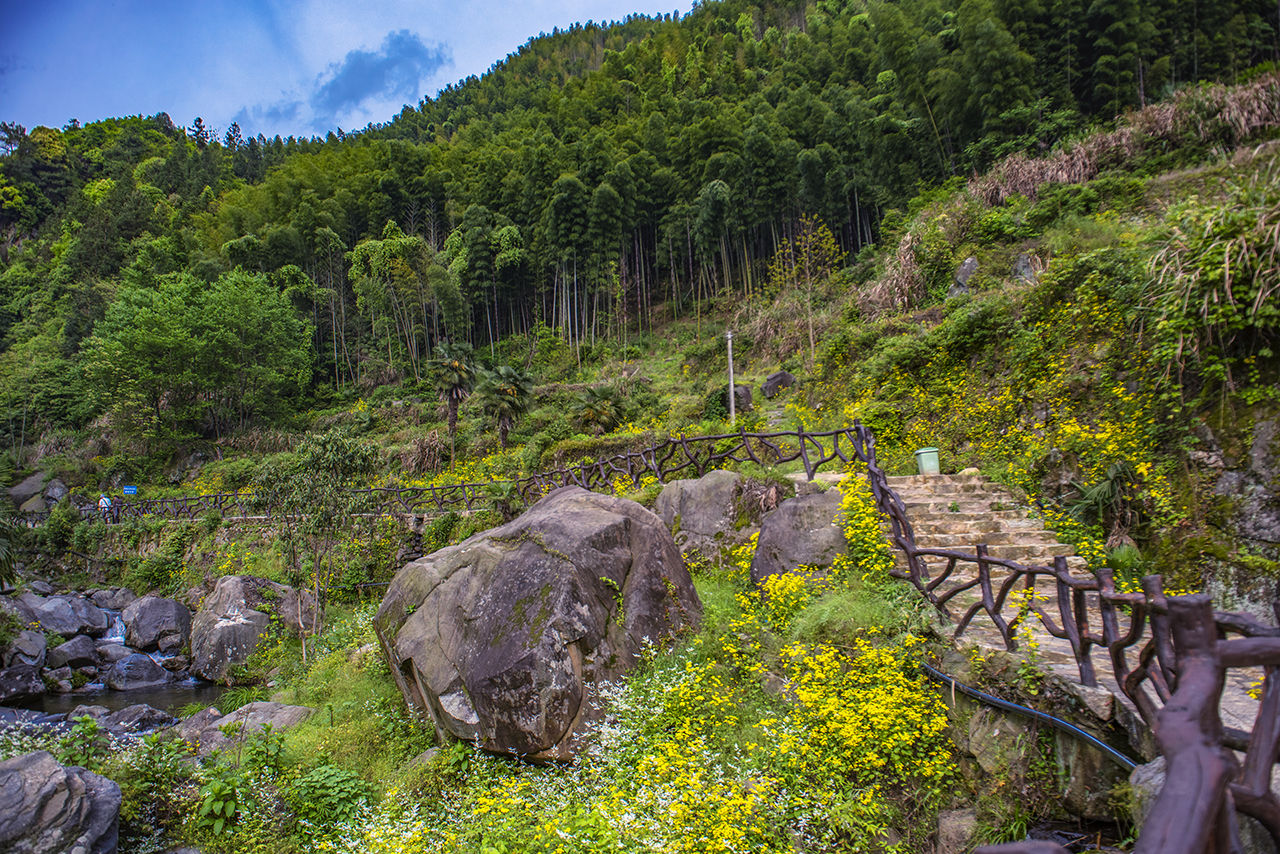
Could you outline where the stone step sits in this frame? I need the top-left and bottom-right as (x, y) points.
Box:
(896, 552), (1088, 571)
(909, 541), (1077, 563)
(887, 474), (990, 487)
(910, 517), (1042, 536)
(891, 484), (1021, 500)
(905, 499), (1025, 514)
(916, 530), (1064, 549)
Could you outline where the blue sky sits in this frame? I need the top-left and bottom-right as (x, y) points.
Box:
(1, 1), (692, 139)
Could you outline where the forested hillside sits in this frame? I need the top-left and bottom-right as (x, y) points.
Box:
(2, 0), (1277, 458)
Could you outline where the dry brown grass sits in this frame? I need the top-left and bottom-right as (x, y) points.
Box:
(971, 72), (1280, 206)
(399, 431), (444, 475)
(858, 229), (925, 316)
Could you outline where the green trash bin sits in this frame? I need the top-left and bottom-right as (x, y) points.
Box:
(914, 447), (940, 475)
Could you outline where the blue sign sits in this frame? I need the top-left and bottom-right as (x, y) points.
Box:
(123, 485), (137, 495)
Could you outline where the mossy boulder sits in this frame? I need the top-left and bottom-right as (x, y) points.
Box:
(375, 486), (700, 760)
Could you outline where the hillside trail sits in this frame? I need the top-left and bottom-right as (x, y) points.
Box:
(853, 471), (1265, 758)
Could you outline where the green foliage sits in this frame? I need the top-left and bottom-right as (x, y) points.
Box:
(1147, 167), (1280, 401)
(250, 429), (378, 613)
(288, 764), (370, 831)
(124, 525), (193, 594)
(36, 498), (79, 553)
(58, 715), (108, 771)
(572, 385), (623, 437)
(196, 767), (247, 837)
(0, 608), (22, 648)
(474, 364), (535, 448)
(0, 511), (23, 588)
(81, 270), (311, 450)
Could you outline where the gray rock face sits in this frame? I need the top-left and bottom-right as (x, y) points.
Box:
(89, 589), (137, 611)
(951, 256), (979, 298)
(48, 635), (98, 669)
(0, 665), (44, 704)
(122, 596), (191, 652)
(761, 370), (796, 399)
(26, 595), (109, 638)
(43, 478), (68, 504)
(95, 643), (131, 664)
(180, 701), (311, 756)
(0, 750), (121, 854)
(102, 704), (177, 734)
(8, 472), (46, 506)
(189, 576), (318, 683)
(1012, 253), (1039, 283)
(103, 653), (170, 691)
(1, 595), (38, 627)
(4, 631), (47, 668)
(376, 486), (701, 760)
(1055, 729), (1128, 820)
(749, 489), (847, 586)
(655, 469), (744, 554)
(1214, 418), (1280, 545)
(732, 384), (753, 414)
(935, 808), (978, 854)
(19, 495), (46, 514)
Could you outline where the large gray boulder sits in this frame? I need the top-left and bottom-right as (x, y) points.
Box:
(0, 750), (120, 854)
(3, 630), (47, 668)
(122, 596), (191, 652)
(103, 653), (169, 691)
(19, 495), (46, 514)
(179, 701), (312, 756)
(8, 472), (46, 507)
(761, 370), (796, 399)
(750, 488), (847, 586)
(655, 469), (743, 553)
(88, 589), (136, 611)
(23, 595), (109, 638)
(189, 576), (318, 683)
(376, 486), (701, 760)
(47, 635), (98, 669)
(43, 478), (68, 504)
(0, 665), (43, 704)
(94, 643), (131, 665)
(102, 704), (177, 735)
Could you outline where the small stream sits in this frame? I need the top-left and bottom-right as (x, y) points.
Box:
(9, 606), (232, 717)
(16, 681), (231, 716)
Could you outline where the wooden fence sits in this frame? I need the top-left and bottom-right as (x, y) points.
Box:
(29, 423), (1280, 850)
(844, 423), (1280, 854)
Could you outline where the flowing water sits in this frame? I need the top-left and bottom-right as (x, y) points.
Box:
(18, 681), (231, 716)
(10, 607), (231, 716)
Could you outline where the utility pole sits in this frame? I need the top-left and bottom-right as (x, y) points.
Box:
(726, 329), (735, 425)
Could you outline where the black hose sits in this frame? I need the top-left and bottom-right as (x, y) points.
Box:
(920, 660), (1139, 772)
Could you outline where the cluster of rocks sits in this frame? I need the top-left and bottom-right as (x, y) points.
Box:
(0, 699), (314, 854)
(376, 486), (703, 761)
(0, 575), (318, 706)
(375, 475), (847, 761)
(8, 471), (71, 516)
(0, 588), (190, 704)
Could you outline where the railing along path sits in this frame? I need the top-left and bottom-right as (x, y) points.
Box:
(34, 424), (1279, 851)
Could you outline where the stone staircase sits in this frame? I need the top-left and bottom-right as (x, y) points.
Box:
(885, 473), (1086, 572)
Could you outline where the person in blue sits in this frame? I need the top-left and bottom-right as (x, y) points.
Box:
(98, 493), (111, 522)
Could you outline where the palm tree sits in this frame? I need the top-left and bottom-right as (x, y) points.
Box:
(432, 342), (475, 472)
(573, 385), (622, 436)
(475, 364), (535, 449)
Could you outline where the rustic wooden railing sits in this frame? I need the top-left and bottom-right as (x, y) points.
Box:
(32, 423), (1280, 849)
(842, 423), (1280, 854)
(67, 428), (863, 524)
